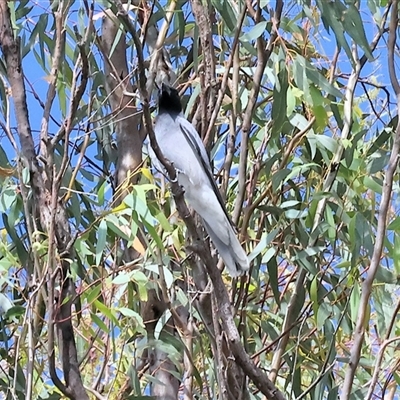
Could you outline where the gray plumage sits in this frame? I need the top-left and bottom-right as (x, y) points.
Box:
(149, 84), (249, 277)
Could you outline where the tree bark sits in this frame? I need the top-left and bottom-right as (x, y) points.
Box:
(0, 1), (89, 399)
(100, 8), (180, 399)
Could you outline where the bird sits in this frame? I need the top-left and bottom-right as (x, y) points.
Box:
(149, 83), (249, 277)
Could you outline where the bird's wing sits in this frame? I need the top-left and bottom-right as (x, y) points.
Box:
(178, 120), (234, 227)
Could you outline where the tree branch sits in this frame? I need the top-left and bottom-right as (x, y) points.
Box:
(233, 0), (283, 225)
(339, 4), (396, 397)
(0, 3), (89, 398)
(118, 3), (286, 398)
(269, 3), (391, 385)
(190, 0), (217, 143)
(203, 5), (247, 148)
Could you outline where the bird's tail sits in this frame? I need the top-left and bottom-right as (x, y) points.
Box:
(203, 220), (250, 277)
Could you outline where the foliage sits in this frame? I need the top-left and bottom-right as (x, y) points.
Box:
(0, 0), (399, 400)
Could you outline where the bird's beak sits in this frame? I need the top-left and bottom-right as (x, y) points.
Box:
(161, 82), (171, 94)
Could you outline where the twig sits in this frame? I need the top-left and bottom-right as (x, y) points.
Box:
(84, 385), (107, 400)
(340, 2), (399, 398)
(51, 25), (89, 156)
(117, 1), (286, 396)
(388, 0), (400, 97)
(269, 49), (362, 382)
(222, 46), (241, 197)
(47, 166), (71, 398)
(63, 99), (92, 203)
(365, 336), (400, 400)
(190, 0), (217, 142)
(40, 4), (65, 171)
(370, 304), (400, 394)
(211, 293), (229, 400)
(0, 0), (50, 229)
(203, 5), (247, 147)
(295, 290), (352, 400)
(145, 0), (177, 93)
(360, 81), (387, 126)
(182, 318), (194, 400)
(269, 4), (391, 384)
(233, 0), (283, 225)
(25, 304), (35, 400)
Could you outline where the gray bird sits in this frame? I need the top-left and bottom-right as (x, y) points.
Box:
(149, 84), (249, 277)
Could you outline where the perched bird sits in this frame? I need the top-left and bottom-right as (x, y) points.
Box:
(150, 83), (249, 277)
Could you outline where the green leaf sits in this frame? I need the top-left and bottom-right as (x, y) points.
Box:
(271, 61), (289, 137)
(272, 169), (291, 192)
(5, 305), (26, 322)
(363, 176), (382, 195)
(285, 209), (308, 219)
(317, 0), (353, 64)
(106, 215), (130, 241)
(131, 270), (148, 301)
(93, 300), (118, 325)
(316, 303), (332, 330)
(375, 266), (396, 284)
(297, 55), (342, 98)
(0, 187), (16, 212)
(350, 282), (360, 324)
(212, 0), (237, 32)
(366, 127), (393, 157)
(96, 219), (107, 266)
(266, 255), (280, 305)
(154, 211), (172, 232)
(0, 294), (14, 316)
(240, 22), (267, 42)
(393, 235), (400, 276)
(142, 219), (163, 249)
(112, 271), (133, 285)
(91, 313), (110, 333)
(342, 4), (374, 61)
(310, 275), (319, 321)
(308, 132), (338, 154)
(248, 228), (280, 262)
(85, 284), (102, 305)
(119, 307), (145, 328)
(97, 179), (107, 206)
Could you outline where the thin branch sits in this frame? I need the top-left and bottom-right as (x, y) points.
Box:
(385, 298), (400, 341)
(47, 167), (71, 398)
(190, 0), (217, 142)
(211, 293), (230, 400)
(0, 0), (50, 229)
(115, 1), (286, 397)
(51, 26), (90, 153)
(182, 318), (194, 400)
(203, 5), (247, 147)
(269, 4), (391, 384)
(269, 53), (361, 378)
(222, 44), (241, 197)
(341, 7), (400, 399)
(295, 291), (352, 400)
(388, 0), (400, 97)
(365, 336), (400, 400)
(233, 0), (283, 225)
(145, 0), (177, 93)
(40, 4), (65, 171)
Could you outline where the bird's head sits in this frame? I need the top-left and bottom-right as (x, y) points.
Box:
(158, 83), (182, 114)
